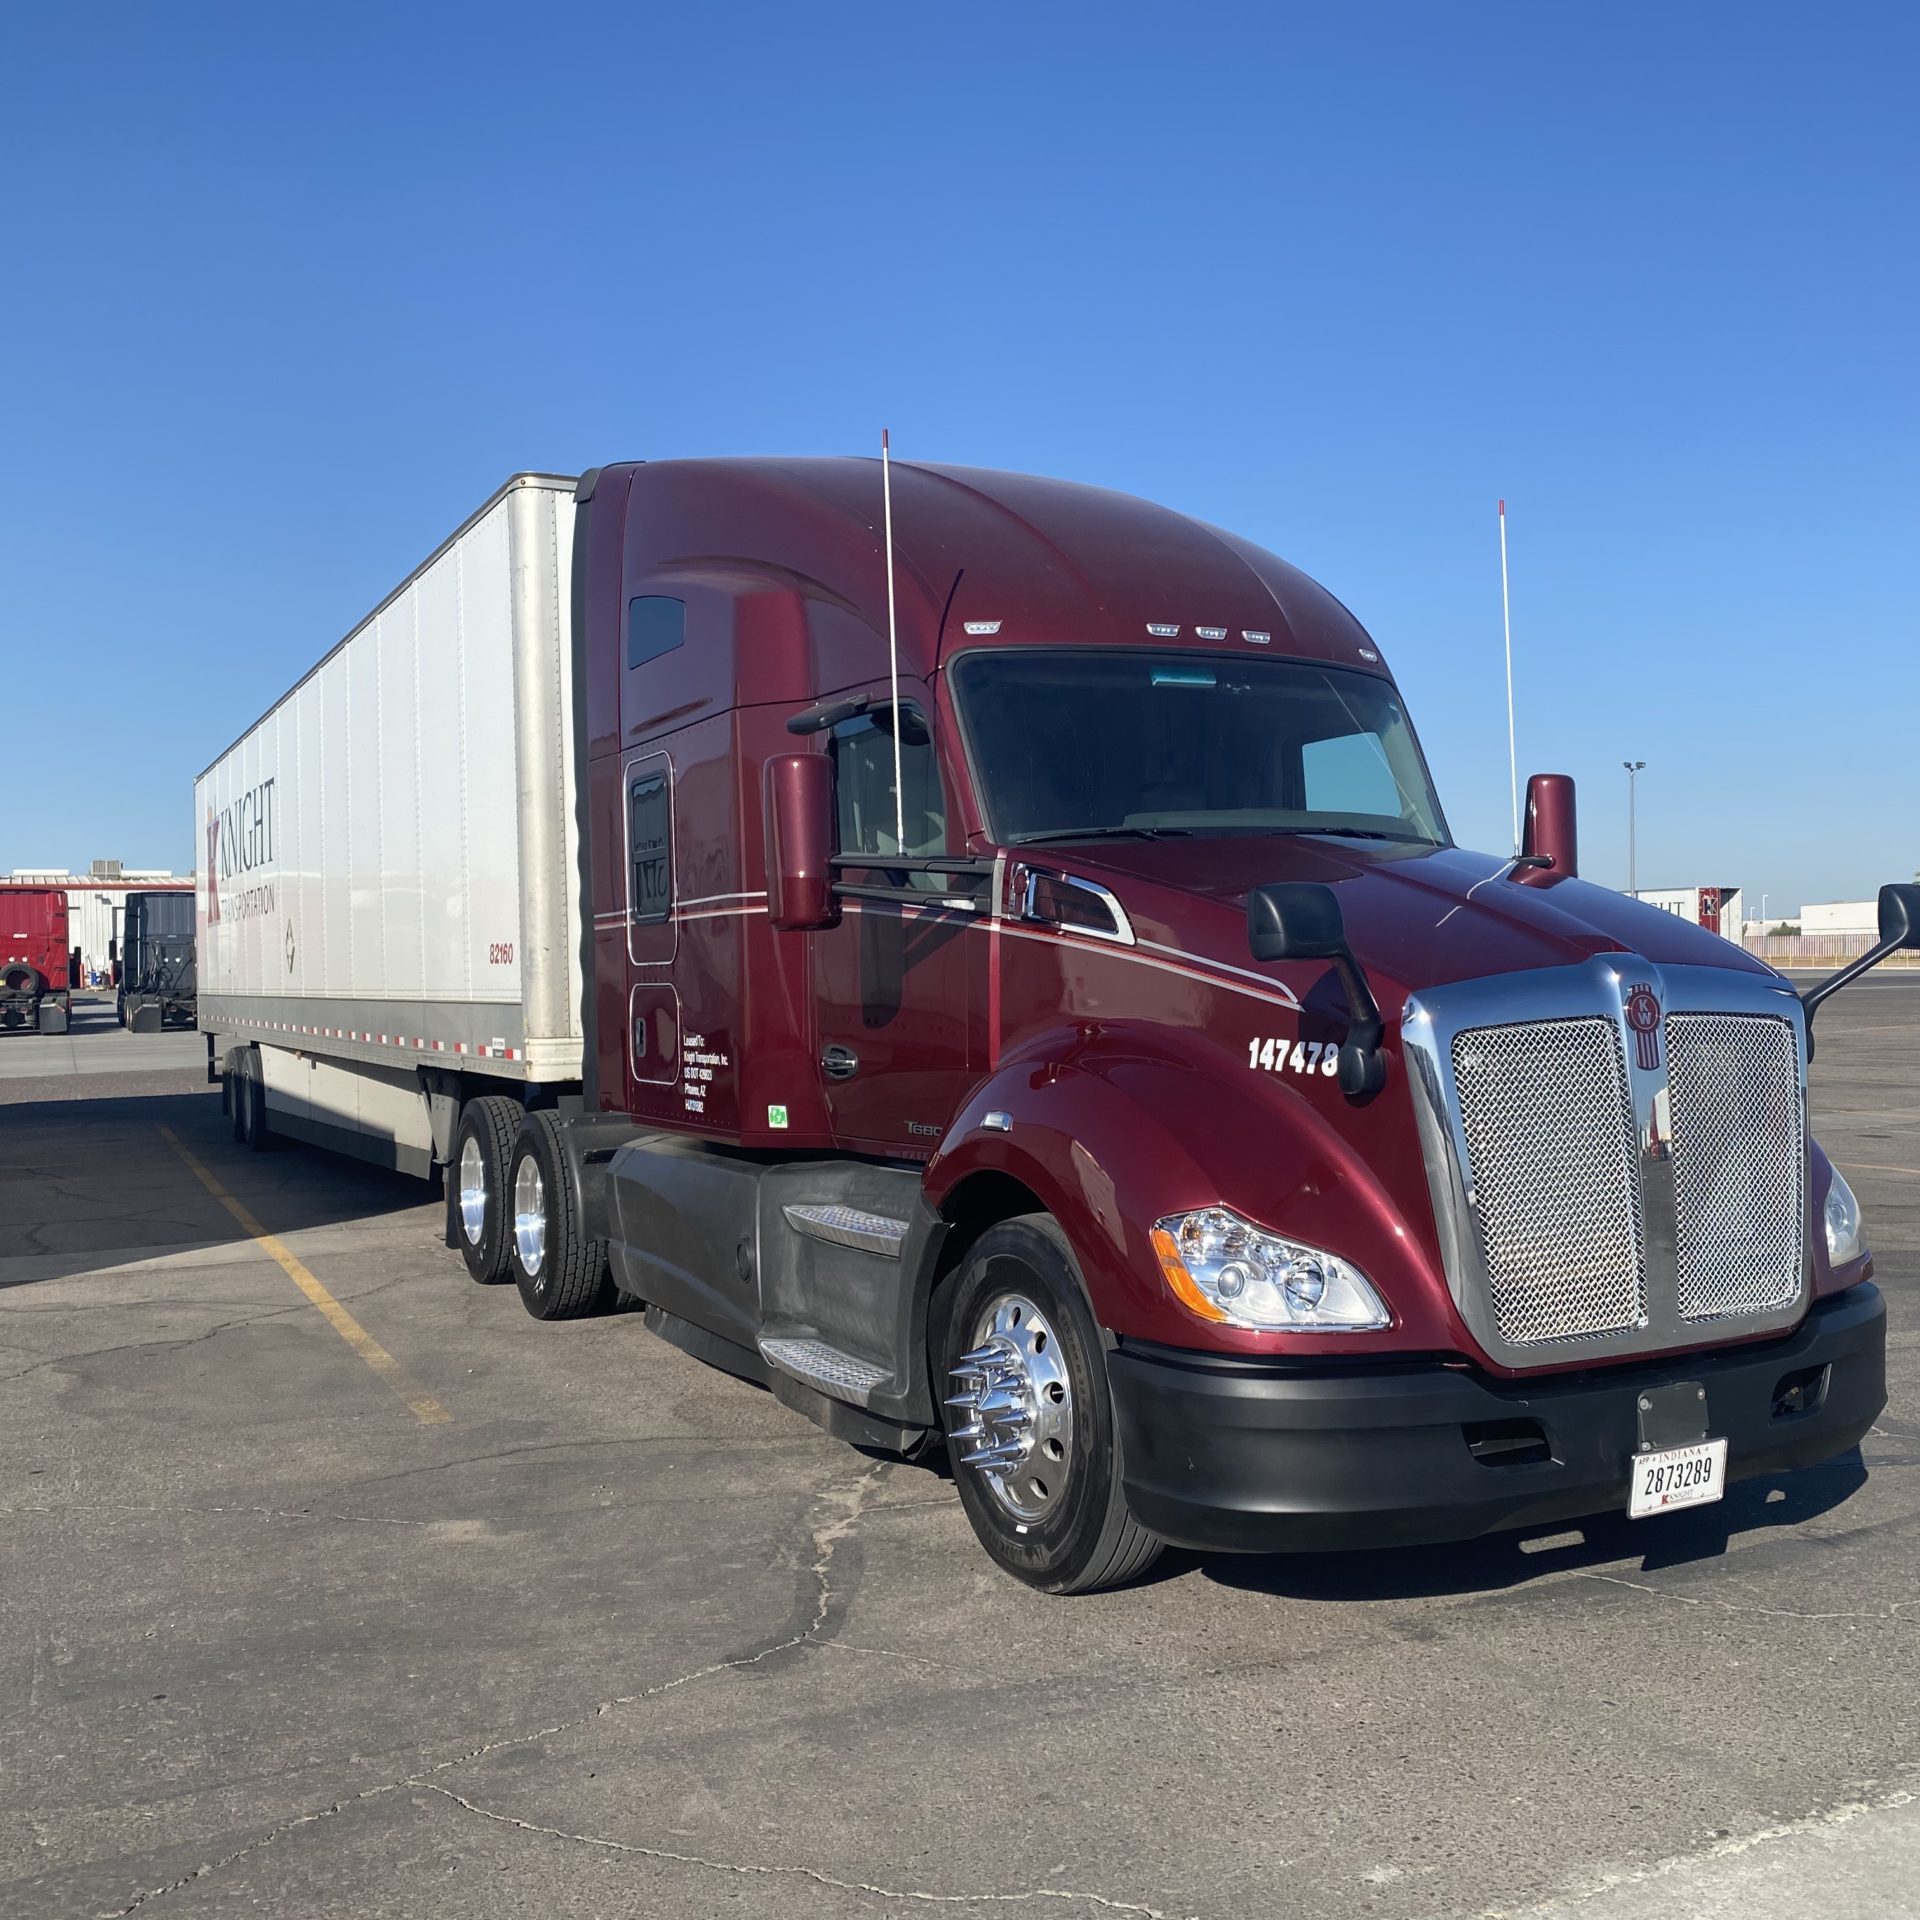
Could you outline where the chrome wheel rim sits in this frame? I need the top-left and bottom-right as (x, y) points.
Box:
(945, 1289), (1074, 1523)
(512, 1155), (546, 1280)
(457, 1136), (488, 1246)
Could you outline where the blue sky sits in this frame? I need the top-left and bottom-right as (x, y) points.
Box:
(2, 3), (1913, 917)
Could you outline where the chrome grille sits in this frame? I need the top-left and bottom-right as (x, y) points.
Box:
(1452, 1018), (1647, 1346)
(1667, 1014), (1804, 1320)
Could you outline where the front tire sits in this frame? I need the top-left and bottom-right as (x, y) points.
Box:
(506, 1110), (613, 1320)
(451, 1096), (519, 1285)
(938, 1215), (1162, 1595)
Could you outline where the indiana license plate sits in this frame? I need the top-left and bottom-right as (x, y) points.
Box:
(1629, 1437), (1728, 1519)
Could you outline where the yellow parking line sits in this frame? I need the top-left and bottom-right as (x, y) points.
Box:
(1841, 1160), (1918, 1180)
(159, 1125), (450, 1425)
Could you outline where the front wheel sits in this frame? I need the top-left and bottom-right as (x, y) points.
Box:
(506, 1110), (613, 1320)
(938, 1215), (1162, 1595)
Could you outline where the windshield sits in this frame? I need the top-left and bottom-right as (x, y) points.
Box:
(950, 649), (1449, 848)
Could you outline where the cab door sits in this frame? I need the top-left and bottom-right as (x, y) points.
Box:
(811, 689), (978, 1154)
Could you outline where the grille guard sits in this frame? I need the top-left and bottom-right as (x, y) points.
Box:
(1402, 958), (1812, 1371)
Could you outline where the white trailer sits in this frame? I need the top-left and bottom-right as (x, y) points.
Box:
(195, 474), (585, 1177)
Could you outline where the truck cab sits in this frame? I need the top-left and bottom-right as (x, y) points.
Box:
(1, 888), (73, 1034)
(543, 458), (1900, 1591)
(119, 889), (197, 1032)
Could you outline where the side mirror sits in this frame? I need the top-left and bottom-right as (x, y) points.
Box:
(1877, 881), (1920, 950)
(1247, 880), (1345, 962)
(763, 753), (841, 932)
(1800, 880), (1920, 1051)
(1517, 772), (1577, 884)
(1246, 882), (1386, 1099)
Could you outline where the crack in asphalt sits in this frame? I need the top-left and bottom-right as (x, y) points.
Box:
(327, 1428), (811, 1492)
(0, 1305), (310, 1384)
(417, 1782), (1192, 1916)
(1573, 1569), (1918, 1625)
(1476, 1782), (1919, 1916)
(90, 1460), (917, 1919)
(0, 1500), (441, 1529)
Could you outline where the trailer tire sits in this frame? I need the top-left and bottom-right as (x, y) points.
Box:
(937, 1214), (1163, 1595)
(2, 963), (43, 997)
(506, 1110), (613, 1320)
(451, 1096), (519, 1285)
(232, 1055), (269, 1152)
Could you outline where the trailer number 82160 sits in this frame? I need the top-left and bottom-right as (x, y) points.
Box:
(1248, 1038), (1338, 1078)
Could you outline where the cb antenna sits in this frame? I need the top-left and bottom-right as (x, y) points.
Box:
(1499, 498), (1518, 852)
(882, 429), (905, 853)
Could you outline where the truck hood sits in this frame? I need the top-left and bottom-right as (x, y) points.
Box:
(1034, 836), (1772, 1006)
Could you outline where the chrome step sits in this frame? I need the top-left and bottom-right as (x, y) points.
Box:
(758, 1336), (891, 1404)
(781, 1203), (909, 1258)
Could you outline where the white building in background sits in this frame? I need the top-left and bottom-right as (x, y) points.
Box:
(1630, 885), (1744, 942)
(1799, 900), (1878, 939)
(3, 863), (194, 979)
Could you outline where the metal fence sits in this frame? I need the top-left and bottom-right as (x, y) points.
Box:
(1742, 933), (1919, 969)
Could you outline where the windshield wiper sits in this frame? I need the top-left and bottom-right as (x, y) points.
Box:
(1286, 827), (1437, 845)
(1007, 825), (1195, 846)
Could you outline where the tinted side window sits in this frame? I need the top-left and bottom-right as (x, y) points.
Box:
(830, 710), (945, 858)
(629, 771), (672, 922)
(627, 596), (685, 670)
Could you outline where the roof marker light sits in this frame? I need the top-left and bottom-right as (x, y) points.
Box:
(1242, 630), (1272, 645)
(1195, 626), (1228, 641)
(962, 620), (1002, 635)
(1146, 622), (1180, 638)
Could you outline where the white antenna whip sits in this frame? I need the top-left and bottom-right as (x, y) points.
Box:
(1499, 497), (1518, 852)
(882, 428), (905, 853)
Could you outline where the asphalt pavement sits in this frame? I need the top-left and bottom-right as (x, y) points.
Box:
(0, 996), (203, 1088)
(0, 979), (1914, 1920)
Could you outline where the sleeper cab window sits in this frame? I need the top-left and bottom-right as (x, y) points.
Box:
(830, 707), (945, 858)
(628, 769), (672, 922)
(627, 596), (685, 670)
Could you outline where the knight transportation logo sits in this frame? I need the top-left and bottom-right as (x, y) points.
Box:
(1625, 983), (1663, 1071)
(205, 777), (279, 929)
(204, 808), (221, 925)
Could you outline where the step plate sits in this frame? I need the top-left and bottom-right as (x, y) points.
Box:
(781, 1203), (909, 1258)
(758, 1336), (891, 1404)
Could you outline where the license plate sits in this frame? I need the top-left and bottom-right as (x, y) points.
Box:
(1629, 1437), (1727, 1519)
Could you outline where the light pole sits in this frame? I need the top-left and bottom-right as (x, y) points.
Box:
(1622, 760), (1645, 896)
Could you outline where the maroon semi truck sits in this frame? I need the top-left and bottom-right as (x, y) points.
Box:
(212, 460), (1907, 1593)
(1, 888), (73, 1034)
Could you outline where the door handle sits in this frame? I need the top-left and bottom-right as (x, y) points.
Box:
(821, 1044), (859, 1081)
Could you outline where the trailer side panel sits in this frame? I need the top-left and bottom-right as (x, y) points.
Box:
(195, 476), (581, 1091)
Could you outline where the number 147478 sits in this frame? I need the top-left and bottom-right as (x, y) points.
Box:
(1249, 1037), (1338, 1078)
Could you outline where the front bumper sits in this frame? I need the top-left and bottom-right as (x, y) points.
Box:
(1108, 1283), (1887, 1554)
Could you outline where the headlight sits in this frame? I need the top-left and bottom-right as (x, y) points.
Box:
(1824, 1168), (1866, 1266)
(1150, 1206), (1389, 1331)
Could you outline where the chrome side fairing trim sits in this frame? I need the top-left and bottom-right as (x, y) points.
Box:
(1401, 958), (1811, 1370)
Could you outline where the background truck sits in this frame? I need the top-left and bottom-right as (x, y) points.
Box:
(1, 888), (73, 1033)
(117, 890), (197, 1032)
(197, 460), (1907, 1592)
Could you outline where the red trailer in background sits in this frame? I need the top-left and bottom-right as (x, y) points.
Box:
(1, 889), (72, 1033)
